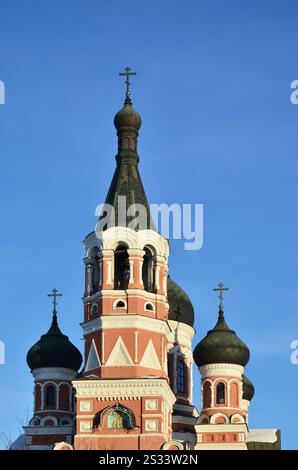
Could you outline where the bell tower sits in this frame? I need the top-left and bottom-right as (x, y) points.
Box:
(73, 69), (176, 450)
(193, 283), (254, 450)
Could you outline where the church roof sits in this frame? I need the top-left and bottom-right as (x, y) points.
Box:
(99, 93), (155, 231)
(26, 310), (82, 372)
(242, 374), (255, 401)
(193, 304), (250, 367)
(167, 277), (195, 327)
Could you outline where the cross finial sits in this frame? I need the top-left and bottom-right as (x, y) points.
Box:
(119, 66), (136, 100)
(213, 282), (229, 308)
(47, 288), (63, 314)
(174, 306), (182, 322)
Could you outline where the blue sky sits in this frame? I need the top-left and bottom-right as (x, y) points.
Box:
(0, 0), (297, 449)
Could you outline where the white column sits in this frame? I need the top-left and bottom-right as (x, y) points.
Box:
(155, 265), (160, 290)
(86, 264), (93, 294)
(129, 260), (134, 284)
(211, 381), (215, 407)
(134, 332), (139, 363)
(106, 260), (112, 285)
(102, 333), (105, 364)
(98, 260), (102, 288)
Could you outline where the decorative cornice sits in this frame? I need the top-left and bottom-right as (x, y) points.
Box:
(72, 378), (176, 408)
(32, 367), (77, 381)
(199, 363), (244, 379)
(23, 425), (74, 435)
(81, 314), (171, 336)
(83, 290), (167, 303)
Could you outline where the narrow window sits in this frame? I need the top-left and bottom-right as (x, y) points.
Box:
(114, 245), (129, 290)
(142, 247), (154, 292)
(216, 382), (225, 404)
(45, 385), (55, 408)
(177, 359), (186, 394)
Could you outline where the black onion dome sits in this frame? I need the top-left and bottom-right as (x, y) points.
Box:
(242, 375), (255, 401)
(114, 97), (142, 131)
(167, 277), (195, 327)
(26, 312), (82, 372)
(193, 305), (250, 367)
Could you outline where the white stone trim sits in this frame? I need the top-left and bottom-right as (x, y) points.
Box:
(168, 320), (195, 347)
(209, 412), (229, 424)
(195, 423), (248, 434)
(73, 378), (176, 408)
(40, 415), (58, 426)
(23, 425), (74, 435)
(101, 227), (170, 258)
(79, 400), (93, 412)
(32, 367), (77, 381)
(163, 440), (184, 450)
(113, 298), (127, 309)
(106, 260), (112, 285)
(231, 413), (245, 424)
(199, 363), (244, 379)
(145, 419), (158, 431)
(84, 232), (102, 258)
(81, 314), (171, 336)
(85, 339), (101, 371)
(105, 336), (134, 366)
(134, 331), (139, 363)
(83, 289), (167, 303)
(140, 339), (161, 370)
(145, 399), (158, 411)
(80, 421), (93, 432)
(144, 301), (155, 313)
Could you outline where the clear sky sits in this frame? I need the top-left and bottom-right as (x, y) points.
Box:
(0, 0), (297, 449)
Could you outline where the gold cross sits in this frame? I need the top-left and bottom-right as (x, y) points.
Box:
(119, 66), (136, 98)
(48, 288), (63, 312)
(213, 282), (229, 307)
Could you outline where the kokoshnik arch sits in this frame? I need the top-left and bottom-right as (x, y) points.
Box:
(15, 68), (281, 451)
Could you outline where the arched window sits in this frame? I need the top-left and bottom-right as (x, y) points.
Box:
(59, 384), (70, 411)
(202, 381), (212, 408)
(145, 302), (154, 311)
(45, 385), (56, 409)
(35, 384), (41, 410)
(90, 247), (100, 293)
(142, 247), (154, 292)
(114, 245), (129, 290)
(115, 300), (126, 308)
(91, 303), (98, 315)
(177, 359), (186, 394)
(216, 382), (225, 405)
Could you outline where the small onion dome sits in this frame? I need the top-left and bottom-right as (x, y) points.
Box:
(242, 375), (255, 401)
(193, 305), (250, 368)
(114, 96), (142, 131)
(167, 277), (195, 327)
(26, 311), (82, 372)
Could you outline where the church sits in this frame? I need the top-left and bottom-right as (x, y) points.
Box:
(20, 70), (280, 451)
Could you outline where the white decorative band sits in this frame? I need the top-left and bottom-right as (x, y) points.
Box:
(32, 367), (77, 381)
(73, 378), (176, 408)
(199, 363), (244, 379)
